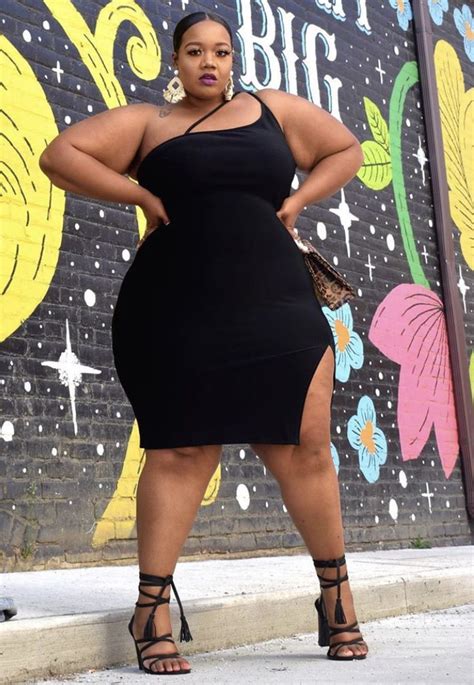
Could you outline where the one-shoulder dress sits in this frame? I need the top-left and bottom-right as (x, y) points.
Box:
(111, 90), (336, 449)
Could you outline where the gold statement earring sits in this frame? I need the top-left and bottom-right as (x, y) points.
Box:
(224, 71), (234, 101)
(163, 68), (185, 103)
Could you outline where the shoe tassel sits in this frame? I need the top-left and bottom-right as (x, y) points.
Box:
(140, 572), (193, 643)
(174, 581), (193, 643)
(334, 556), (347, 625)
(313, 555), (347, 626)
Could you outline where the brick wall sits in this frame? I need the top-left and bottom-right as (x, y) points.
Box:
(1, 0), (472, 571)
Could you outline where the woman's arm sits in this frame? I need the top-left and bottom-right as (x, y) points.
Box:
(292, 140), (363, 209)
(39, 102), (171, 228)
(258, 89), (363, 232)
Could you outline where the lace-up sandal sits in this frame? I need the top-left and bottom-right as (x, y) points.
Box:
(128, 571), (193, 674)
(313, 554), (367, 660)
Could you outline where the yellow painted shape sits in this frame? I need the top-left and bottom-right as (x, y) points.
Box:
(92, 421), (222, 546)
(5, 0), (221, 547)
(434, 40), (474, 269)
(469, 351), (474, 403)
(0, 36), (65, 341)
(43, 0), (161, 109)
(202, 463), (222, 506)
(92, 421), (145, 547)
(39, 1), (178, 547)
(43, 0), (162, 242)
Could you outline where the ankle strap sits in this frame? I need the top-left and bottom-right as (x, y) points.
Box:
(312, 554), (347, 626)
(138, 571), (193, 643)
(312, 553), (346, 568)
(139, 571), (172, 586)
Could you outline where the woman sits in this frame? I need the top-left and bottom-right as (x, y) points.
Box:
(39, 10), (367, 676)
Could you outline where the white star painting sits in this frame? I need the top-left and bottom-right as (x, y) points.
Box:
(412, 134), (428, 185)
(41, 319), (101, 435)
(457, 264), (469, 313)
(329, 188), (359, 257)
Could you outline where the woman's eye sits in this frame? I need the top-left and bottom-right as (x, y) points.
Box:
(188, 49), (230, 56)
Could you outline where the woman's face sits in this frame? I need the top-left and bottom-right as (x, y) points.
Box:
(173, 20), (233, 99)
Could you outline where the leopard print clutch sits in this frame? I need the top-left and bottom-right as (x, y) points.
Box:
(294, 236), (357, 311)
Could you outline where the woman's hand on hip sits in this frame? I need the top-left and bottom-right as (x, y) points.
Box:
(137, 192), (171, 248)
(275, 195), (304, 239)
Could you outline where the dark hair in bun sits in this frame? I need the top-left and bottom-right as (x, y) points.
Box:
(173, 11), (234, 52)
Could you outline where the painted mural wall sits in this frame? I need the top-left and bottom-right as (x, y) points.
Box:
(0, 0), (472, 571)
(429, 2), (474, 394)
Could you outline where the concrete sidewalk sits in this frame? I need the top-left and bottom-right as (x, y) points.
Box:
(1, 545), (472, 683)
(34, 605), (474, 684)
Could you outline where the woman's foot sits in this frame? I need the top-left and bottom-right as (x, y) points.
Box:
(132, 583), (192, 674)
(314, 558), (369, 658)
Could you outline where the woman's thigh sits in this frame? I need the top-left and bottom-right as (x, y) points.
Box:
(143, 444), (223, 472)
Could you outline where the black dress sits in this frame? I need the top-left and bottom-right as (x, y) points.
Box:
(111, 90), (336, 449)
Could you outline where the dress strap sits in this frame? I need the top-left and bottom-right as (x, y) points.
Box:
(246, 90), (283, 133)
(184, 91), (241, 134)
(246, 90), (262, 103)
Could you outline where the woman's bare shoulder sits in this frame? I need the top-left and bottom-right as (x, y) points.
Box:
(121, 101), (178, 135)
(252, 88), (292, 105)
(252, 88), (360, 172)
(252, 88), (315, 115)
(40, 101), (172, 177)
(248, 88), (287, 127)
(130, 101), (174, 117)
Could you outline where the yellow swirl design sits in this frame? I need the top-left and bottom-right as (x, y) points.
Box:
(43, 0), (161, 110)
(43, 0), (161, 245)
(0, 36), (65, 341)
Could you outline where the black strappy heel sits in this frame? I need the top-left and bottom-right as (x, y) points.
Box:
(313, 554), (367, 660)
(128, 571), (193, 675)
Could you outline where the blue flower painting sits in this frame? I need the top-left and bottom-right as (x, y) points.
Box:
(428, 0), (449, 26)
(454, 4), (474, 61)
(323, 303), (363, 383)
(347, 396), (388, 483)
(389, 0), (413, 30)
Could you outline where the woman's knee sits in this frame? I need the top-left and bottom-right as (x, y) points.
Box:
(255, 441), (334, 483)
(295, 442), (335, 474)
